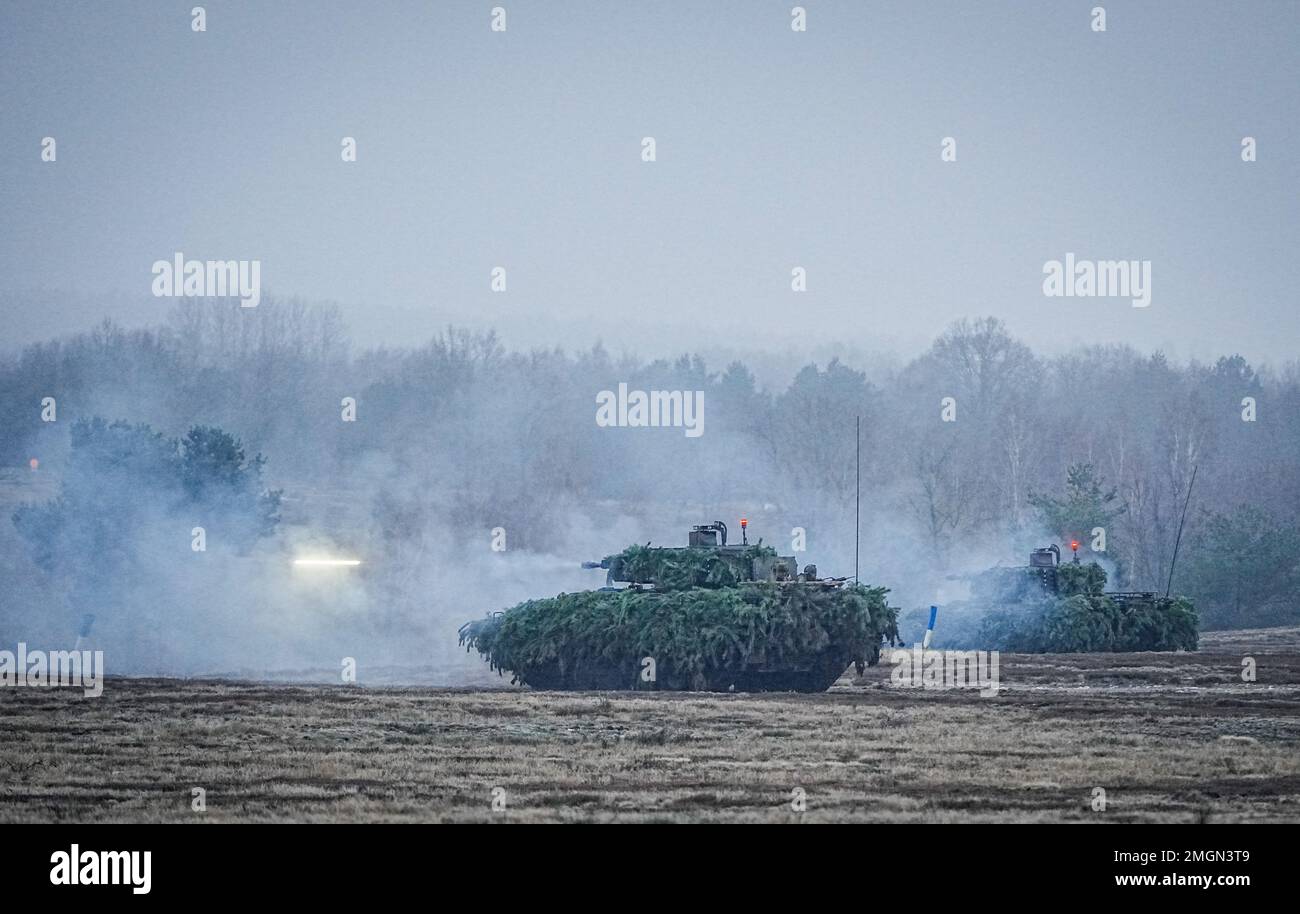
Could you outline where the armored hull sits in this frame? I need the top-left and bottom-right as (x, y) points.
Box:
(506, 646), (853, 693)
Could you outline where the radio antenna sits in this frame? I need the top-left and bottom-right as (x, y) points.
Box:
(855, 414), (860, 584)
(1165, 463), (1198, 598)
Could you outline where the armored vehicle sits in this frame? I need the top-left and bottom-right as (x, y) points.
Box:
(459, 521), (900, 692)
(950, 543), (1199, 653)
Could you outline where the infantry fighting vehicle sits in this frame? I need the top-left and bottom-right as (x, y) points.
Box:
(459, 521), (900, 691)
(940, 542), (1199, 652)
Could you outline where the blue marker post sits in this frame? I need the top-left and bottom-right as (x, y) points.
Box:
(923, 605), (938, 649)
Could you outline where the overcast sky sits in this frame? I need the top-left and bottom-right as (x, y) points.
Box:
(2, 1), (1297, 364)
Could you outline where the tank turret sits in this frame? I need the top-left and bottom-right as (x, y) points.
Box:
(584, 523), (809, 591)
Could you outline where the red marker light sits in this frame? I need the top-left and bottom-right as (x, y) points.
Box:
(740, 518), (748, 527)
(1070, 540), (1079, 551)
(28, 458), (38, 471)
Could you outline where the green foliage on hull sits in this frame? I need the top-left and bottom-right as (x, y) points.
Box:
(459, 582), (899, 690)
(1054, 561), (1108, 597)
(913, 559), (1199, 653)
(978, 593), (1198, 653)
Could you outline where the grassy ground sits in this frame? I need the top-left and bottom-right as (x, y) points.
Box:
(1, 627), (1298, 823)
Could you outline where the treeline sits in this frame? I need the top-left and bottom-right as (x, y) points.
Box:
(2, 300), (1298, 630)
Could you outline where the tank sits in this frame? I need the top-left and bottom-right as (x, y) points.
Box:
(458, 521), (900, 692)
(918, 544), (1198, 653)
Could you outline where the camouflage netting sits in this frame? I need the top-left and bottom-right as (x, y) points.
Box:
(978, 592), (1198, 653)
(919, 561), (1198, 653)
(603, 543), (778, 590)
(1053, 561), (1109, 597)
(459, 582), (900, 688)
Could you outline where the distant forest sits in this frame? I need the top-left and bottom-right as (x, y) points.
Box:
(3, 299), (1298, 632)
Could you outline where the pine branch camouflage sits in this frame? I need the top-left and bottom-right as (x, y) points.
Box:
(460, 580), (899, 691)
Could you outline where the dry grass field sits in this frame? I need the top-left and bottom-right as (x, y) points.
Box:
(2, 627), (1298, 823)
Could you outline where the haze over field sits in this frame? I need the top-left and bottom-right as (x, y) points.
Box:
(1, 302), (1297, 680)
(8, 0), (1300, 849)
(1, 3), (1298, 683)
(2, 1), (1298, 362)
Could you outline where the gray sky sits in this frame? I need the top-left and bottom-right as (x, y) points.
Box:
(2, 1), (1297, 364)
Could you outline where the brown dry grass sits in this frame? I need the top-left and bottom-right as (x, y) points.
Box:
(1, 627), (1298, 823)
